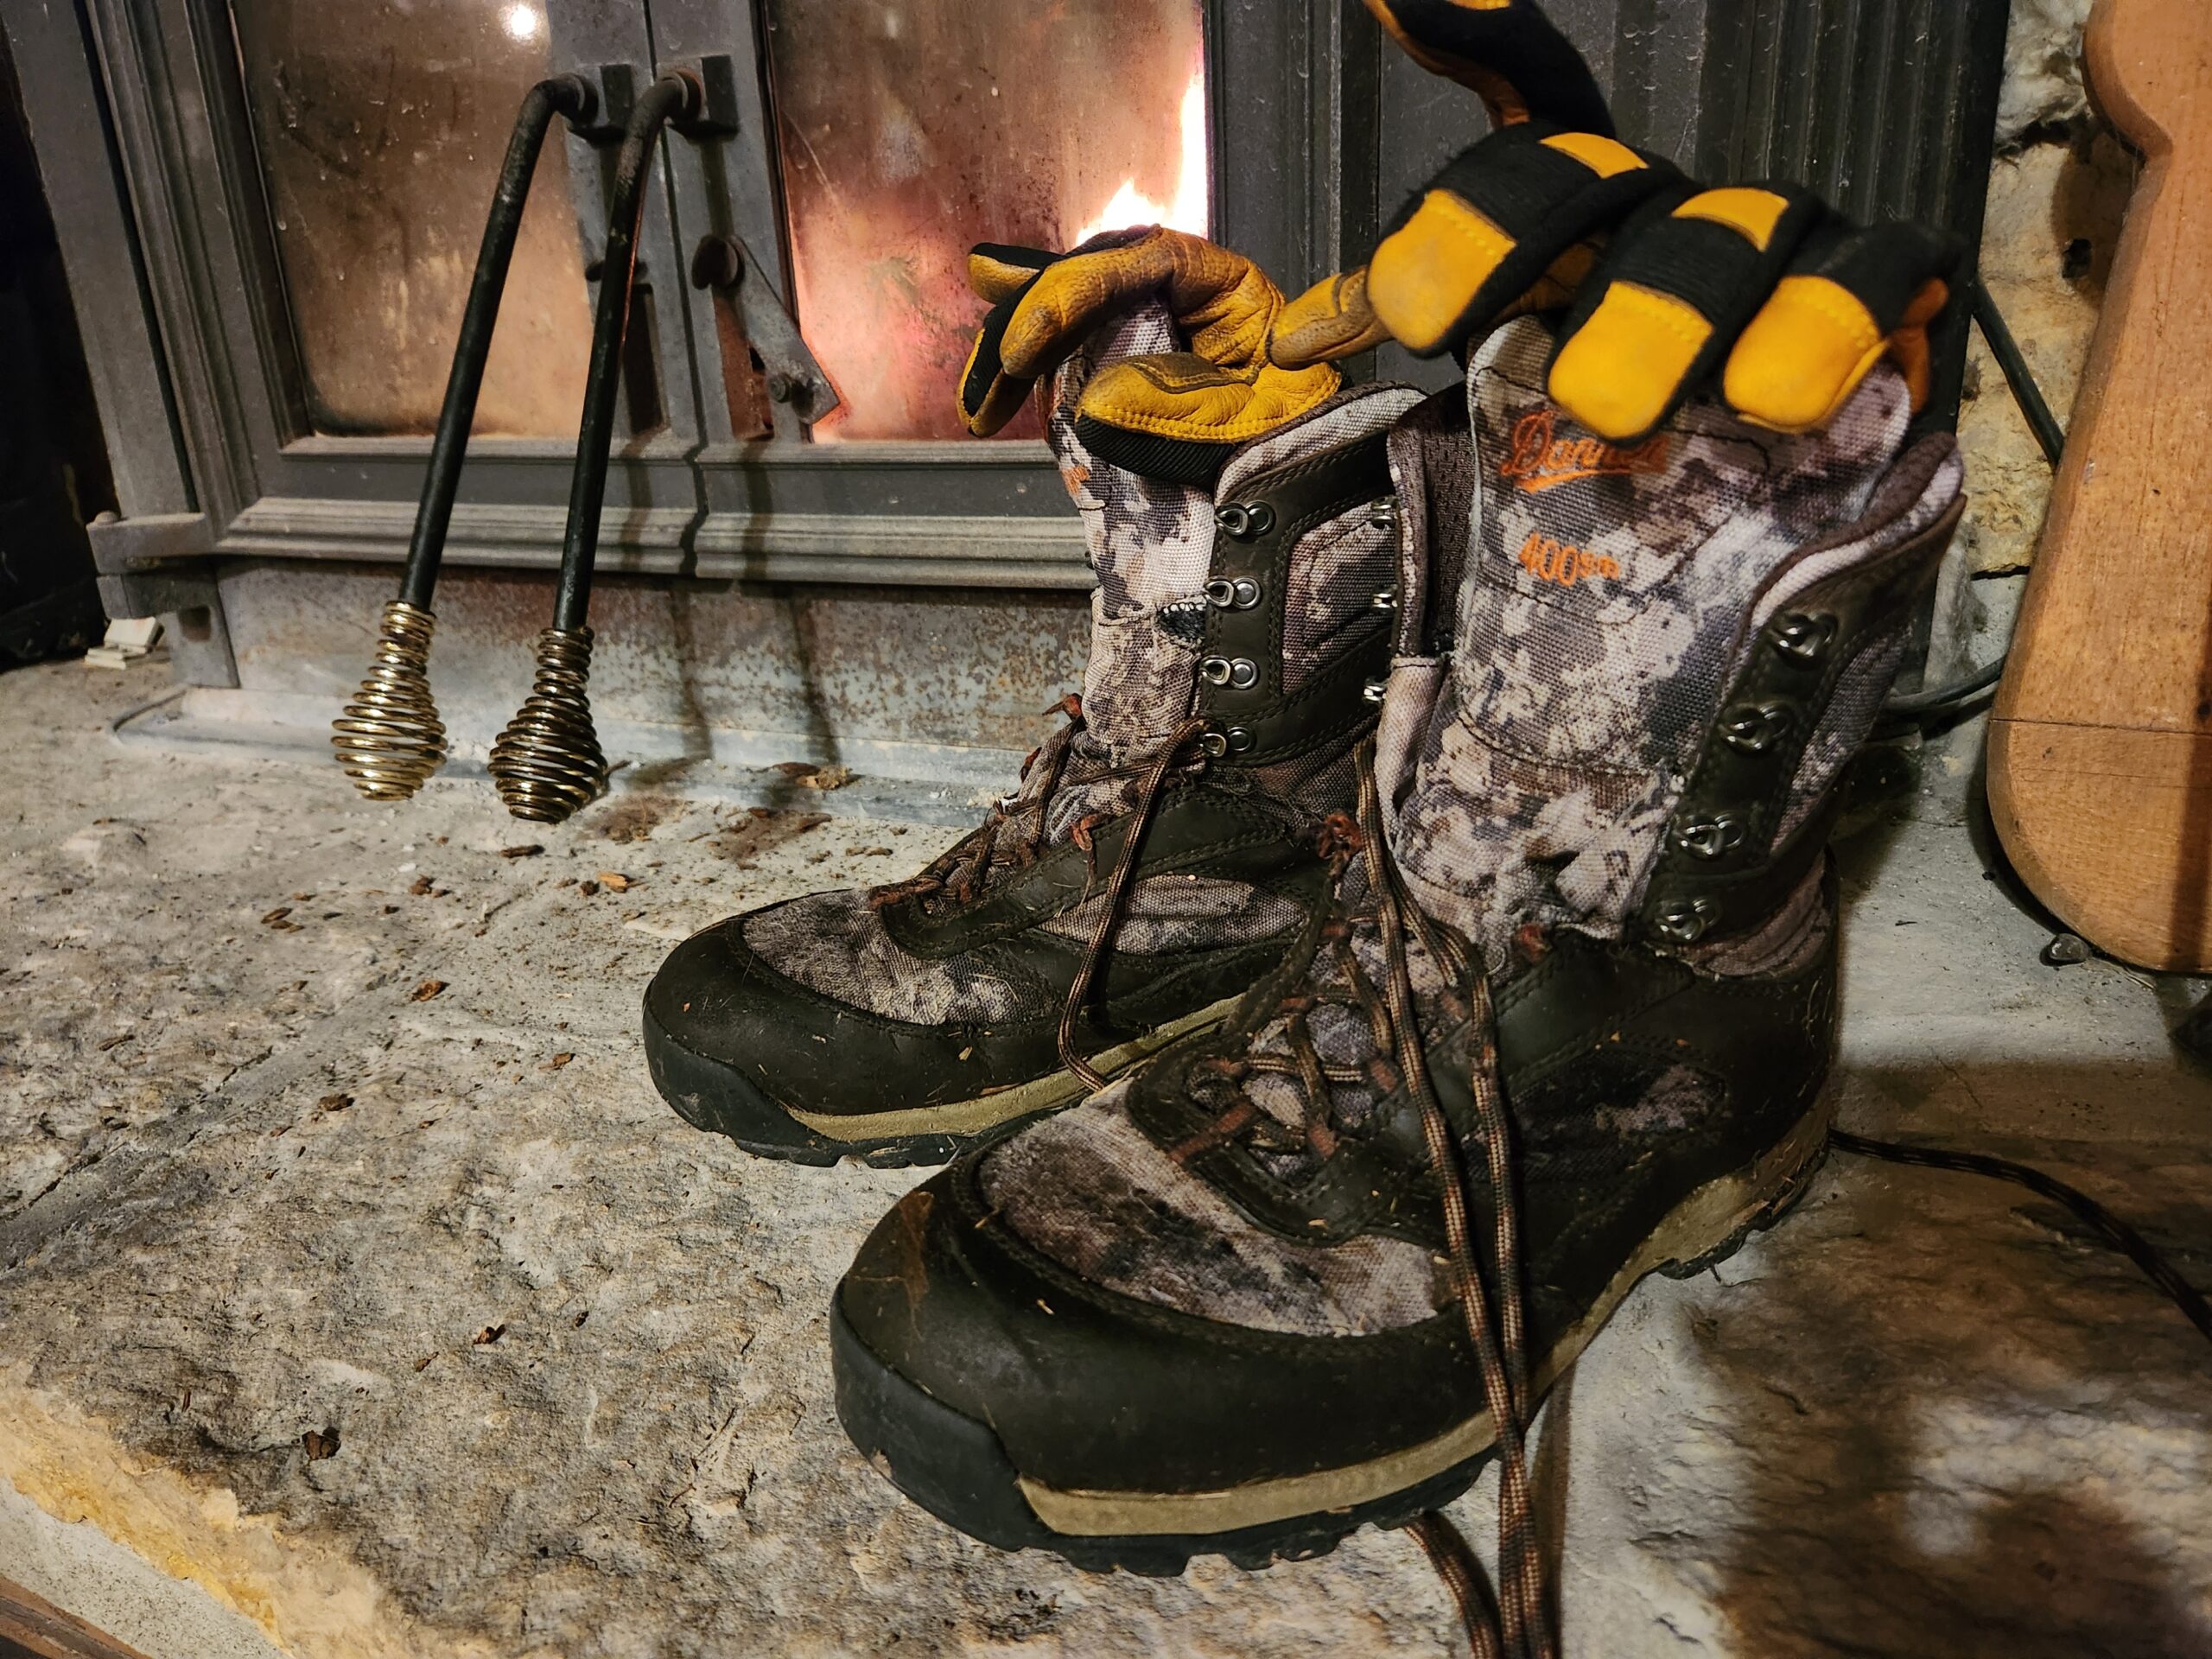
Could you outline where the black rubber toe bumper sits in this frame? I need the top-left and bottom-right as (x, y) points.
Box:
(830, 1161), (1491, 1572)
(642, 915), (1024, 1167)
(643, 906), (1277, 1167)
(642, 990), (968, 1167)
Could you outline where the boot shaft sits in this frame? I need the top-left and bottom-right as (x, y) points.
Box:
(1045, 302), (1428, 772)
(1389, 318), (1965, 958)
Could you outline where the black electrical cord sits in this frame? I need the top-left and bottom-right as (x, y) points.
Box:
(551, 73), (699, 635)
(1878, 276), (2068, 722)
(400, 74), (595, 611)
(1882, 654), (2005, 717)
(1832, 1129), (2212, 1349)
(1969, 278), (2069, 469)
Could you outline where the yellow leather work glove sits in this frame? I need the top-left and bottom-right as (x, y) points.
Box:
(957, 0), (1623, 454)
(959, 0), (1961, 458)
(956, 229), (1342, 470)
(1274, 0), (1966, 442)
(1281, 161), (1965, 442)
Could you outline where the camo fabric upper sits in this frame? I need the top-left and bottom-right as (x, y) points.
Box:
(740, 309), (1423, 1024)
(983, 1057), (1449, 1338)
(1280, 503), (1401, 692)
(977, 323), (1961, 1338)
(1390, 319), (1962, 959)
(980, 866), (1833, 1338)
(1753, 436), (1970, 841)
(1042, 374), (1422, 845)
(742, 891), (1026, 1025)
(1052, 303), (1213, 772)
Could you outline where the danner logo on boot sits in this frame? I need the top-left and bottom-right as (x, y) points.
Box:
(1500, 410), (1670, 494)
(1516, 531), (1620, 588)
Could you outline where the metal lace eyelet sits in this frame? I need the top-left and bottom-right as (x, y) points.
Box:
(1721, 701), (1794, 753)
(1227, 658), (1258, 690)
(1368, 497), (1399, 530)
(1772, 613), (1837, 664)
(1201, 656), (1234, 686)
(1673, 813), (1747, 861)
(1225, 727), (1255, 753)
(1362, 677), (1389, 705)
(1370, 588), (1399, 613)
(1205, 576), (1262, 610)
(1653, 898), (1719, 944)
(1215, 502), (1275, 541)
(1199, 730), (1231, 759)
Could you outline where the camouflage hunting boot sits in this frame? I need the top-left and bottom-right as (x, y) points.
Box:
(644, 301), (1450, 1166)
(830, 319), (1966, 1586)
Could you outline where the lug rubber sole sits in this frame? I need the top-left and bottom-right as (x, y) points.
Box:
(832, 1087), (1837, 1571)
(642, 995), (1238, 1168)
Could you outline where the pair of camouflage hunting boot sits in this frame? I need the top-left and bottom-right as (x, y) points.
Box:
(645, 299), (1964, 1582)
(644, 7), (1972, 1640)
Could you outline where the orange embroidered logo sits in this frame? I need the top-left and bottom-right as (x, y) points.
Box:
(1499, 410), (1669, 494)
(1516, 531), (1620, 588)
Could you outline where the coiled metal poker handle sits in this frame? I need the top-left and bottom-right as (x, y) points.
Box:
(333, 73), (596, 799)
(491, 71), (701, 823)
(332, 600), (445, 799)
(489, 627), (606, 822)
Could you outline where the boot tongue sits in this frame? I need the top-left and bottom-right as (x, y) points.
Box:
(1048, 302), (1217, 763)
(1394, 318), (1914, 953)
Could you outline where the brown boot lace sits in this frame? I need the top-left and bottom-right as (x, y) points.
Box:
(869, 694), (1214, 1091)
(1179, 740), (1555, 1659)
(868, 694), (1090, 915)
(1055, 715), (1211, 1088)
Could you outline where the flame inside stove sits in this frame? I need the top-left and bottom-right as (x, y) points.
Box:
(1072, 65), (1209, 245)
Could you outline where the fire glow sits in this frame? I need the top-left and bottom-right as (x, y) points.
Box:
(1072, 65), (1208, 245)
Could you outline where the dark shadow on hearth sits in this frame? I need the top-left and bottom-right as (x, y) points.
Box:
(1697, 1063), (2212, 1658)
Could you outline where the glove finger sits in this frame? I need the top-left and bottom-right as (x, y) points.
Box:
(1546, 183), (1830, 442)
(996, 227), (1268, 380)
(1363, 124), (1682, 359)
(1365, 0), (1613, 134)
(960, 229), (1196, 436)
(961, 228), (1344, 461)
(1723, 220), (1964, 432)
(969, 242), (1057, 304)
(958, 243), (1059, 436)
(1274, 267), (1394, 366)
(960, 229), (1256, 435)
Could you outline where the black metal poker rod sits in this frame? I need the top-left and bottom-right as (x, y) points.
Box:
(489, 72), (701, 824)
(333, 73), (597, 801)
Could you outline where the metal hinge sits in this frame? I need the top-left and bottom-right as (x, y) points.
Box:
(689, 232), (841, 429)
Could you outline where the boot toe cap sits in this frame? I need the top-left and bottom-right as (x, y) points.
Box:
(833, 1144), (1472, 1514)
(640, 902), (1050, 1147)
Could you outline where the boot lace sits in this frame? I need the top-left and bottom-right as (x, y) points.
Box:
(1188, 750), (2212, 1659)
(869, 693), (1211, 1090)
(1169, 740), (1556, 1659)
